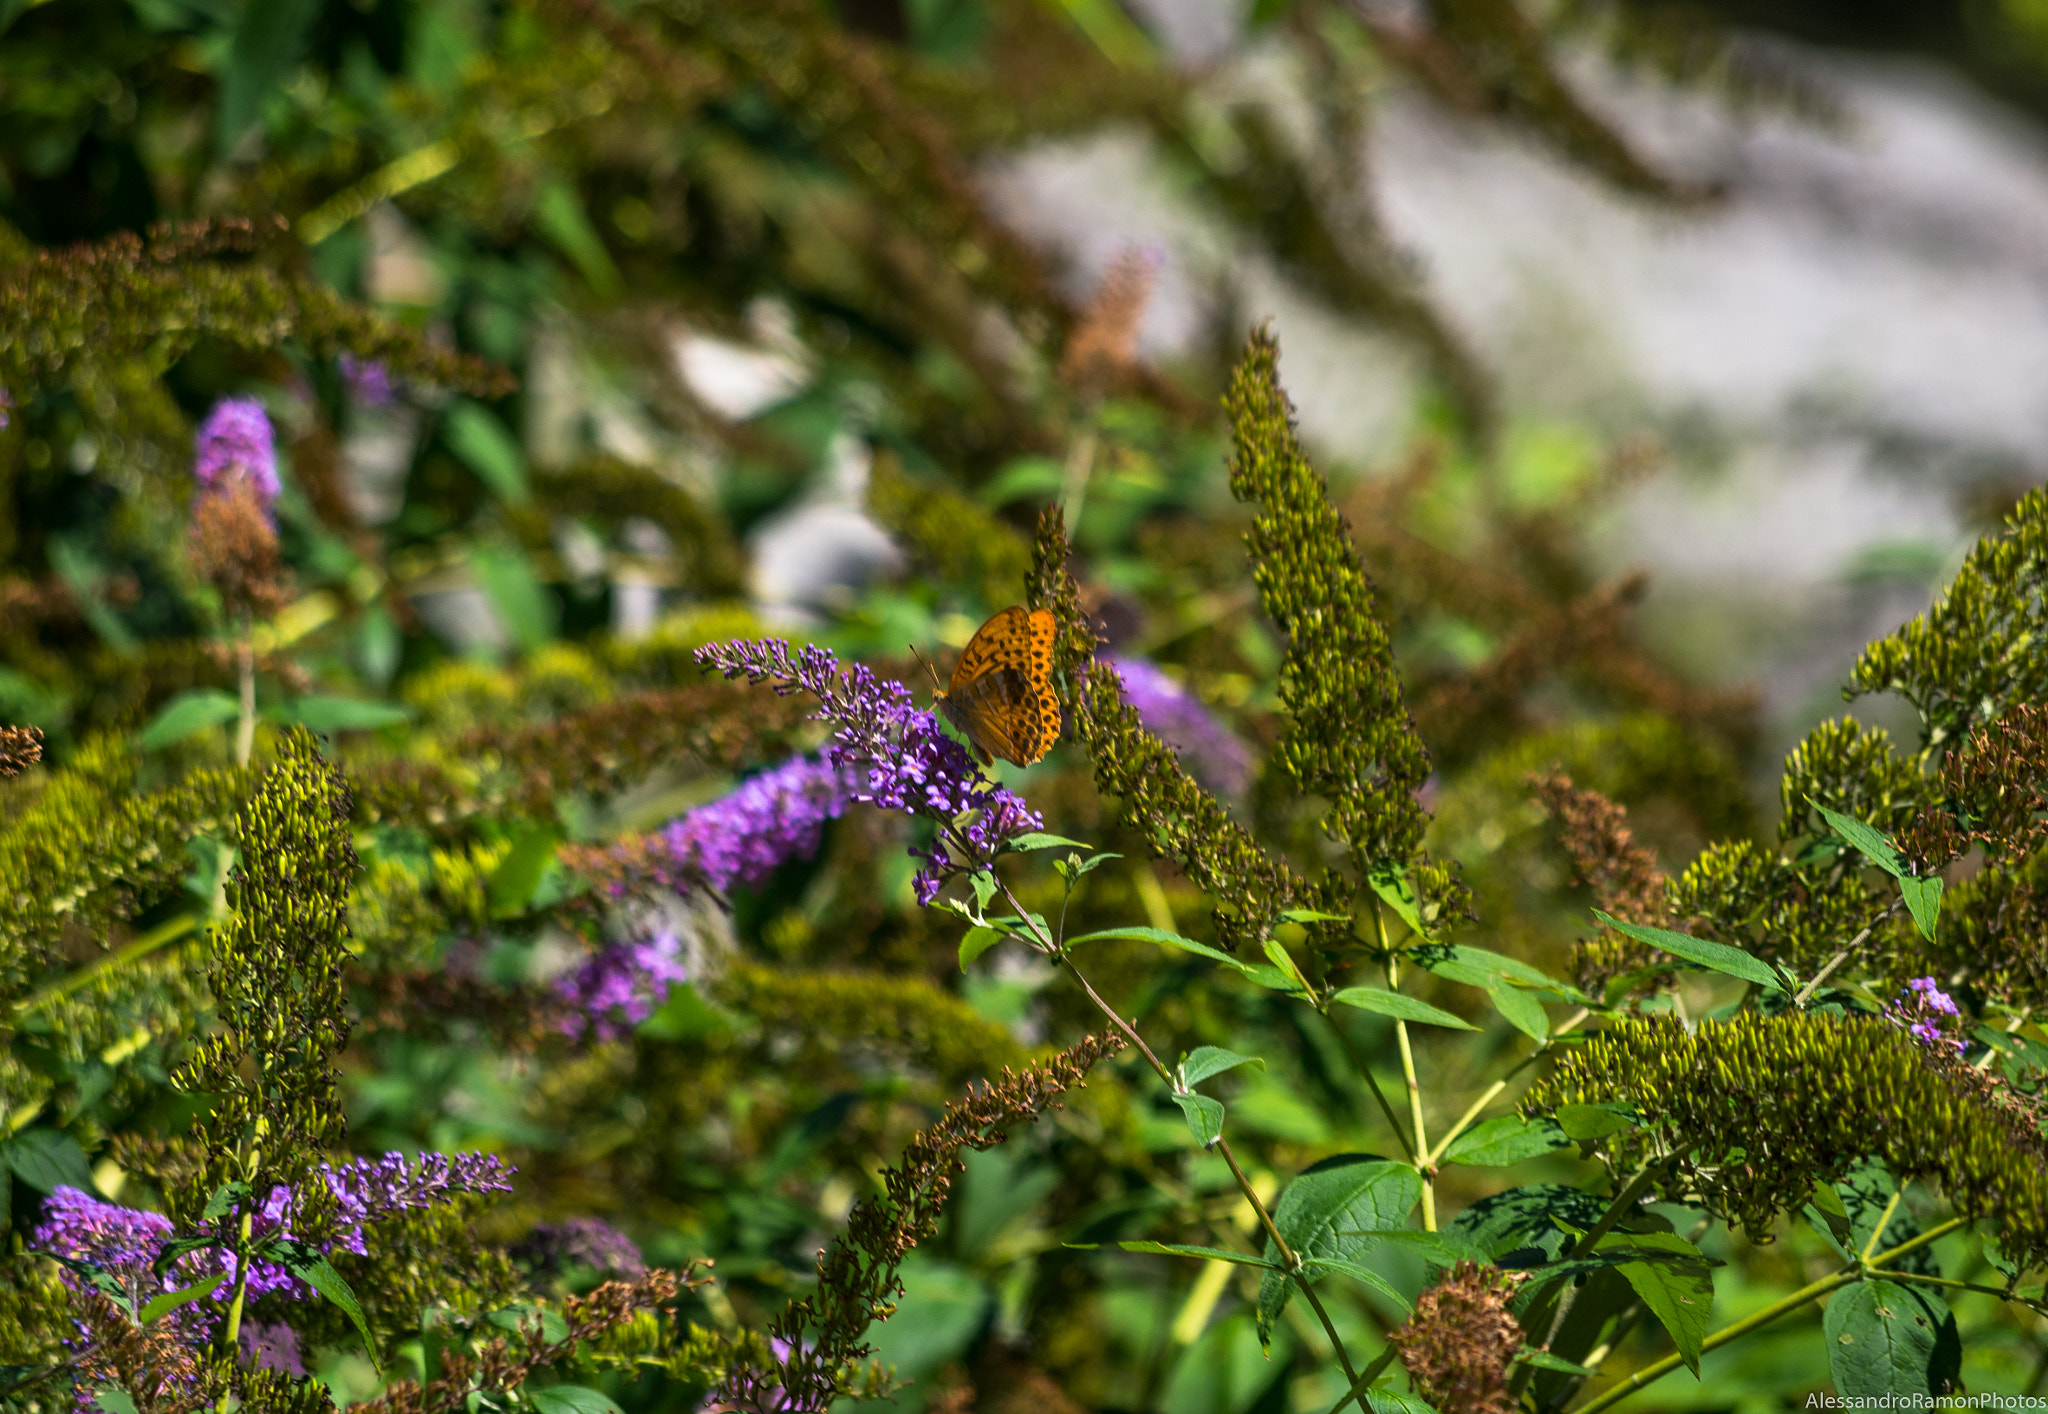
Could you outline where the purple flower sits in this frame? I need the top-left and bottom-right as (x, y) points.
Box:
(703, 1334), (811, 1413)
(194, 396), (279, 502)
(555, 927), (689, 1043)
(1906, 976), (1960, 1016)
(240, 1319), (304, 1375)
(1890, 976), (1966, 1053)
(313, 1150), (516, 1254)
(339, 352), (395, 407)
(513, 1217), (646, 1277)
(1107, 656), (1252, 800)
(695, 639), (1045, 904)
(661, 755), (853, 896)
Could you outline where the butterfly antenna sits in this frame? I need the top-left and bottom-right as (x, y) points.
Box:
(910, 643), (943, 696)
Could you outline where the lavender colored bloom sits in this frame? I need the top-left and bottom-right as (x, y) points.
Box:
(1906, 976), (1959, 1016)
(662, 755), (853, 896)
(1890, 976), (1967, 1053)
(703, 1334), (809, 1414)
(33, 1186), (224, 1367)
(695, 639), (1044, 905)
(555, 926), (689, 1043)
(513, 1216), (646, 1277)
(240, 1319), (305, 1375)
(339, 352), (395, 407)
(315, 1150), (516, 1253)
(1107, 656), (1252, 800)
(194, 396), (279, 502)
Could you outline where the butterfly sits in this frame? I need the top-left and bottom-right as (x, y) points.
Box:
(928, 606), (1060, 767)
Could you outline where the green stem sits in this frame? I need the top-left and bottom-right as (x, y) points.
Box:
(986, 867), (1361, 1392)
(235, 630), (256, 768)
(1328, 1341), (1400, 1414)
(13, 913), (201, 1017)
(1425, 1007), (1590, 1166)
(1567, 1217), (1968, 1413)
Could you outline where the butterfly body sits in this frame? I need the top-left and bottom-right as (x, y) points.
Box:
(934, 606), (1059, 767)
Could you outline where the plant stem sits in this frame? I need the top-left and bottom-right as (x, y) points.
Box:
(1425, 1007), (1590, 1166)
(986, 868), (1361, 1392)
(235, 630), (256, 767)
(13, 912), (199, 1017)
(1567, 1217), (1968, 1413)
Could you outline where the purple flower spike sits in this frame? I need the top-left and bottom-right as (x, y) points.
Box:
(1890, 976), (1967, 1053)
(662, 755), (853, 896)
(514, 1216), (646, 1277)
(1106, 656), (1252, 800)
(695, 639), (1045, 905)
(555, 927), (689, 1043)
(194, 396), (279, 502)
(339, 352), (395, 407)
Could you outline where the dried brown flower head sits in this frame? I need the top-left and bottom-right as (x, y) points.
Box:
(1058, 246), (1158, 395)
(1389, 1261), (1528, 1414)
(188, 475), (289, 619)
(0, 724), (43, 778)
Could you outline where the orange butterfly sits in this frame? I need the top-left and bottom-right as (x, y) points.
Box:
(930, 606), (1060, 767)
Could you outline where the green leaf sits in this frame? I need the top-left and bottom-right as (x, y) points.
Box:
(471, 541), (557, 651)
(1169, 1093), (1225, 1146)
(151, 1234), (224, 1277)
(1368, 865), (1427, 938)
(1601, 1232), (1716, 1376)
(1322, 1229), (1488, 1267)
(139, 1273), (225, 1324)
(1900, 875), (1943, 942)
(1005, 832), (1091, 853)
(1180, 1046), (1265, 1088)
(1362, 1392), (1437, 1414)
(1116, 1240), (1278, 1267)
(958, 925), (1004, 971)
(1257, 1156), (1423, 1347)
(1293, 1256), (1406, 1308)
(532, 178), (624, 300)
(488, 828), (561, 919)
(487, 1303), (571, 1345)
(1279, 908), (1351, 925)
(265, 1240), (379, 1372)
(1592, 912), (1781, 990)
(1261, 937), (1307, 986)
(1824, 1280), (1961, 1398)
(1, 1129), (94, 1193)
(201, 1181), (251, 1222)
(215, 0), (319, 143)
(1066, 925), (1238, 966)
(1329, 986), (1476, 1030)
(1440, 1115), (1572, 1168)
(139, 689), (240, 751)
(1422, 945), (1580, 1000)
(1556, 1104), (1636, 1141)
(1487, 982), (1549, 1040)
(969, 869), (998, 915)
(1813, 802), (1906, 878)
(446, 400), (530, 502)
(272, 694), (413, 734)
(1517, 1348), (1596, 1376)
(526, 1386), (625, 1414)
(93, 1392), (140, 1414)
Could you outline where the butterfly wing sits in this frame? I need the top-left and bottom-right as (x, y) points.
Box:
(940, 606), (1060, 767)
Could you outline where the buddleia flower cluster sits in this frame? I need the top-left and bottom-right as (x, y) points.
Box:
(34, 1152), (511, 1381)
(1105, 655), (1253, 801)
(558, 754), (856, 1040)
(694, 639), (1043, 903)
(187, 394), (287, 620)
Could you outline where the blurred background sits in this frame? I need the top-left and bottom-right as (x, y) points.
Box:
(10, 0), (2048, 774)
(7, 0), (2048, 1407)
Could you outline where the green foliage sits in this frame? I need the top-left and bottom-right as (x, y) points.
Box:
(1529, 1011), (2048, 1267)
(1225, 325), (1434, 902)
